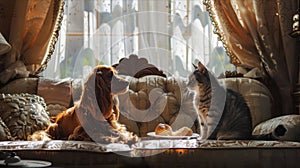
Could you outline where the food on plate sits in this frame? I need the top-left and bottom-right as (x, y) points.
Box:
(154, 123), (193, 136)
(154, 123), (173, 136)
(172, 127), (193, 136)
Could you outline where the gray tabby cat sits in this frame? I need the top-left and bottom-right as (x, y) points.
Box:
(187, 61), (253, 140)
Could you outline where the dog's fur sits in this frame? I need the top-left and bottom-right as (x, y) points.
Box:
(29, 65), (138, 144)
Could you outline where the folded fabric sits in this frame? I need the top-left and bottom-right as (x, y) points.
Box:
(0, 32), (11, 55)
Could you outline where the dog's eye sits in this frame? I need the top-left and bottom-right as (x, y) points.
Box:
(108, 71), (114, 79)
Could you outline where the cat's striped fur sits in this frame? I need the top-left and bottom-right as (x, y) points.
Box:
(187, 61), (253, 140)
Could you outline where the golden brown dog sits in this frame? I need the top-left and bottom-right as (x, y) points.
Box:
(29, 65), (138, 144)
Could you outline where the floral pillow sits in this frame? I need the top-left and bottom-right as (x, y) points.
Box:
(0, 93), (50, 140)
(0, 117), (12, 140)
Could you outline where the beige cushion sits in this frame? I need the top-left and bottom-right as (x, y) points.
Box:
(219, 78), (273, 127)
(118, 76), (199, 137)
(38, 78), (73, 108)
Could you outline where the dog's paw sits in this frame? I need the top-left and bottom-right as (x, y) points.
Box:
(27, 130), (51, 141)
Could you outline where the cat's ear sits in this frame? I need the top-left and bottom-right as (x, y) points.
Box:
(197, 61), (207, 73)
(192, 63), (197, 69)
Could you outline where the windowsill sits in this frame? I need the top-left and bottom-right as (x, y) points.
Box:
(0, 139), (299, 167)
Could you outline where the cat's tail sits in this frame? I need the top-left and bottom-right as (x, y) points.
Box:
(251, 124), (287, 141)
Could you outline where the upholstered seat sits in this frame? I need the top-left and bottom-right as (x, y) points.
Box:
(118, 75), (273, 137)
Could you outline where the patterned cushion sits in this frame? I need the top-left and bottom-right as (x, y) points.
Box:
(0, 93), (50, 140)
(253, 115), (300, 142)
(0, 117), (12, 140)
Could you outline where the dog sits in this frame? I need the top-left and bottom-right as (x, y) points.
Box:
(29, 65), (138, 144)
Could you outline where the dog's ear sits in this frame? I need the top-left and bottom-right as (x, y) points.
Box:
(94, 68), (113, 119)
(96, 67), (114, 82)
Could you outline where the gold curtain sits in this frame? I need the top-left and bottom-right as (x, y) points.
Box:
(204, 0), (299, 116)
(0, 0), (64, 84)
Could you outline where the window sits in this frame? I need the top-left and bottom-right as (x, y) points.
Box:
(43, 0), (234, 79)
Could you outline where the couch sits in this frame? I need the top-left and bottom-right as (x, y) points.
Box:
(0, 55), (300, 167)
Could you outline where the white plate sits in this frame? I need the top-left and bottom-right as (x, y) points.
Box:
(146, 132), (200, 139)
(0, 160), (51, 167)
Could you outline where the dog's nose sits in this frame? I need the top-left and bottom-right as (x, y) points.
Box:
(113, 76), (129, 86)
(111, 76), (129, 94)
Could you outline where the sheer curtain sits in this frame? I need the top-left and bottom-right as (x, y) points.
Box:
(43, 0), (234, 79)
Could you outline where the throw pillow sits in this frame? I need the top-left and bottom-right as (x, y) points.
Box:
(0, 93), (50, 140)
(252, 115), (300, 142)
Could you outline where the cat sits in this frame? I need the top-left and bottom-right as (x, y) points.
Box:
(186, 61), (289, 140)
(187, 61), (253, 140)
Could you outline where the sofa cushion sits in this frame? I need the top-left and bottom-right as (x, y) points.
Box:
(37, 78), (73, 108)
(252, 115), (300, 142)
(118, 75), (199, 137)
(0, 93), (50, 140)
(218, 78), (273, 127)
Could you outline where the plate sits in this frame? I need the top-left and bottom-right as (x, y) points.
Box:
(0, 160), (51, 167)
(146, 132), (200, 139)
